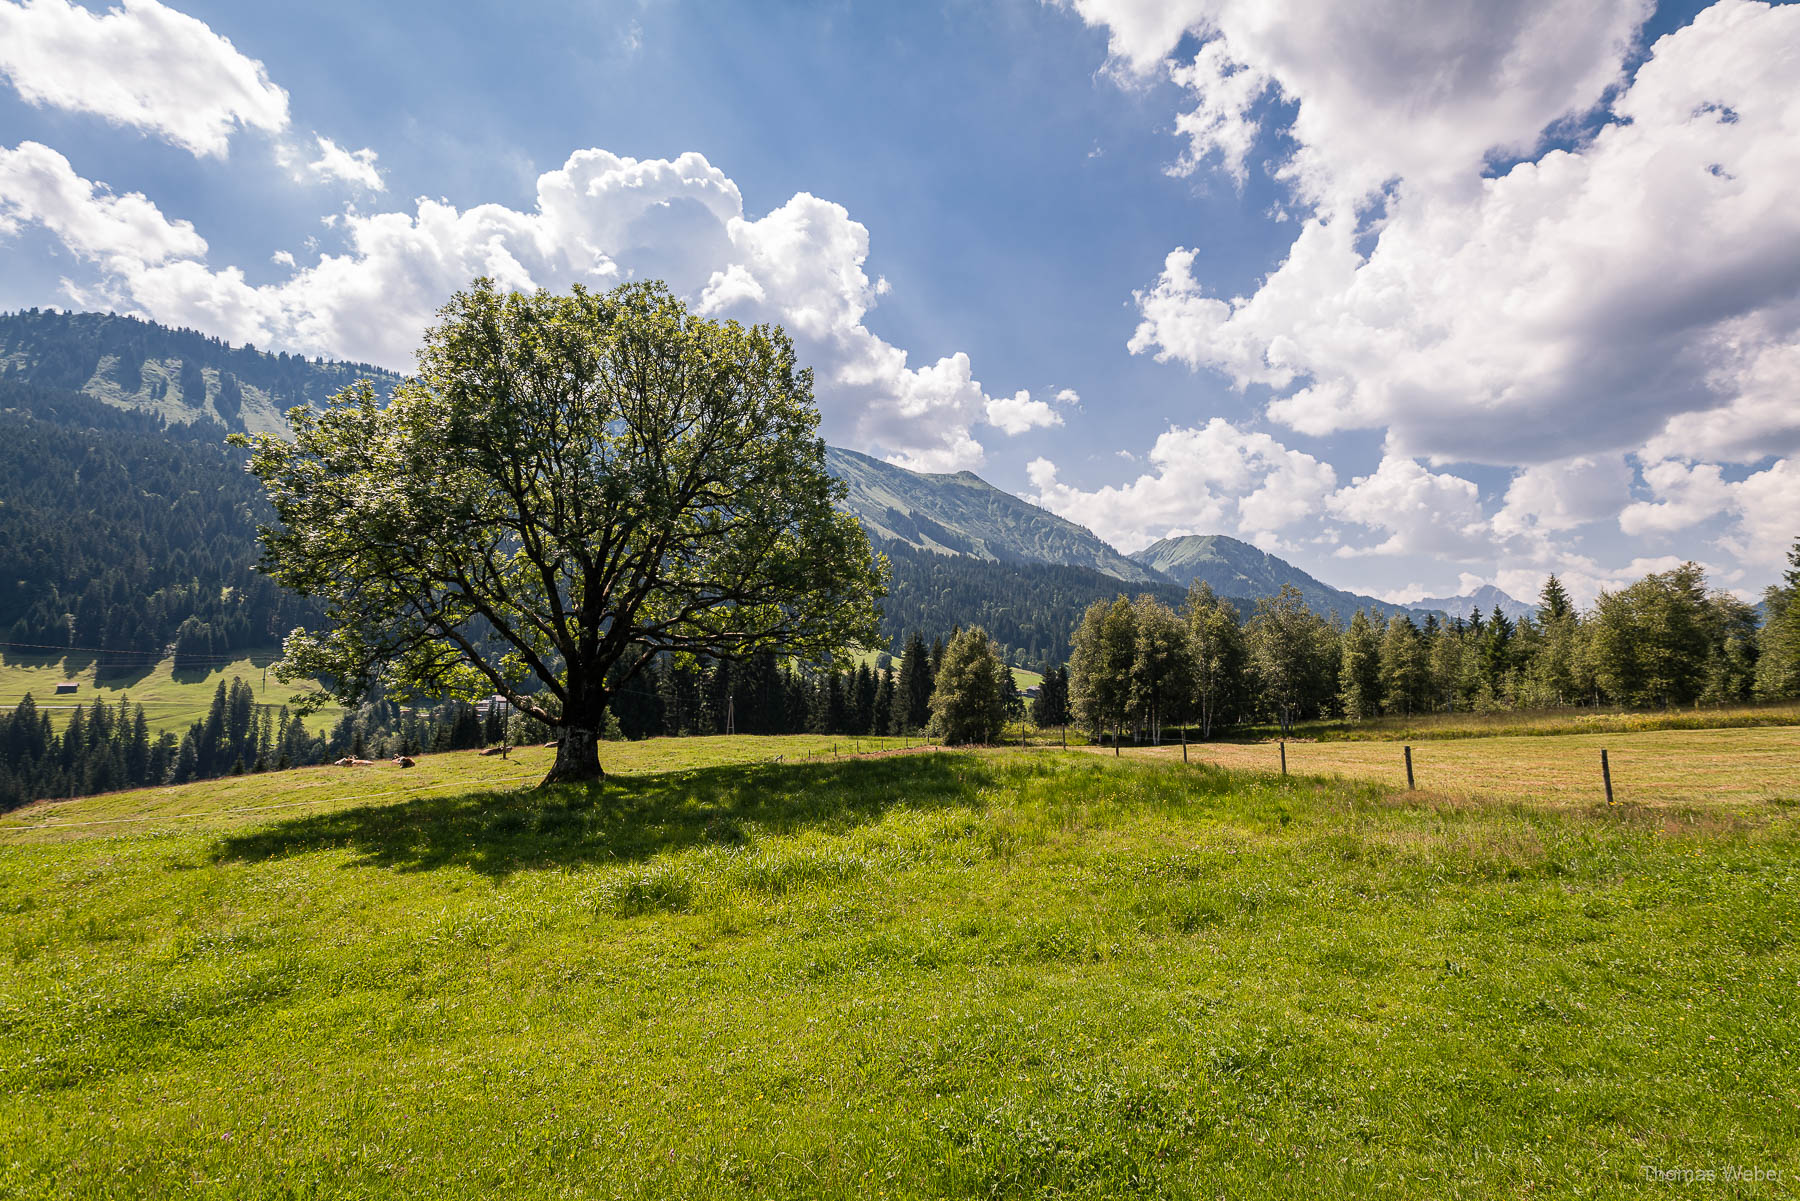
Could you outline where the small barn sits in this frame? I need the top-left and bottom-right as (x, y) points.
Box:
(54, 682), (79, 695)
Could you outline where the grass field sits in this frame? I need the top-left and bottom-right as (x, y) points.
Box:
(0, 648), (340, 736)
(3, 731), (1797, 1197)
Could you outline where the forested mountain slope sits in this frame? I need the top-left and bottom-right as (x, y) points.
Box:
(872, 538), (1191, 665)
(0, 378), (321, 664)
(1130, 534), (1425, 622)
(826, 446), (1162, 584)
(0, 309), (401, 435)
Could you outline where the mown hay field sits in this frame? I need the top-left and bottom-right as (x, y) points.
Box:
(1132, 724), (1800, 811)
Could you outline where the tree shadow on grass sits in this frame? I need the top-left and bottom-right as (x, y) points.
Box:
(212, 754), (1002, 878)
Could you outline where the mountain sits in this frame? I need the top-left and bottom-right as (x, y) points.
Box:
(1129, 534), (1424, 623)
(871, 538), (1187, 665)
(824, 445), (1162, 584)
(1403, 585), (1535, 623)
(0, 309), (402, 436)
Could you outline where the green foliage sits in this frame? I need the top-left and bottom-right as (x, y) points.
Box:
(1030, 665), (1071, 727)
(0, 379), (322, 661)
(1245, 585), (1339, 735)
(927, 626), (1008, 745)
(1338, 609), (1382, 721)
(1186, 582), (1246, 738)
(1756, 538), (1800, 700)
(1069, 597), (1136, 739)
(1587, 564), (1719, 707)
(236, 279), (885, 782)
(870, 537), (1187, 665)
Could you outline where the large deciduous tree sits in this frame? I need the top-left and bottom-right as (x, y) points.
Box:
(235, 279), (885, 784)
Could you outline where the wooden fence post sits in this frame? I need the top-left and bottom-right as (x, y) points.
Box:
(1601, 748), (1614, 805)
(1404, 745), (1415, 790)
(1279, 740), (1287, 776)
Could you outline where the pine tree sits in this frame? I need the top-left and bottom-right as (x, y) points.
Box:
(1338, 609), (1382, 721)
(1376, 615), (1428, 717)
(927, 627), (1008, 745)
(893, 633), (934, 733)
(872, 666), (895, 735)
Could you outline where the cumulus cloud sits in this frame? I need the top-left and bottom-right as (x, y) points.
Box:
(0, 0), (289, 157)
(1064, 0), (1800, 592)
(1623, 456), (1800, 571)
(0, 140), (206, 263)
(983, 390), (1064, 435)
(0, 144), (1008, 471)
(1064, 0), (1650, 212)
(1492, 455), (1634, 539)
(1325, 456), (1491, 559)
(1026, 417), (1335, 551)
(1136, 1), (1800, 467)
(305, 136), (382, 191)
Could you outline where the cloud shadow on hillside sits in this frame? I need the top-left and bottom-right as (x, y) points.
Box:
(211, 754), (996, 878)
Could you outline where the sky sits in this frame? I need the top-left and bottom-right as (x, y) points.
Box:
(0, 0), (1795, 607)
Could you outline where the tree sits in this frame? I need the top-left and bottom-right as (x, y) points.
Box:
(893, 633), (934, 733)
(927, 626), (1008, 745)
(237, 279), (885, 783)
(1184, 583), (1245, 738)
(1376, 614), (1427, 717)
(1069, 597), (1135, 743)
(1587, 563), (1712, 708)
(1338, 609), (1382, 721)
(1130, 595), (1192, 743)
(1031, 665), (1071, 728)
(1246, 585), (1337, 735)
(1756, 538), (1800, 700)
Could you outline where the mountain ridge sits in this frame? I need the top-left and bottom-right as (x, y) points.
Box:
(824, 445), (1162, 584)
(1129, 534), (1431, 623)
(1402, 584), (1536, 622)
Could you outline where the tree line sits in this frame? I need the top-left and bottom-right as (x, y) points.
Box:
(1067, 550), (1800, 742)
(0, 679), (513, 811)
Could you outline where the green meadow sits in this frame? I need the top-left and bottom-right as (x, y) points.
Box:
(0, 648), (340, 737)
(2, 734), (1797, 1198)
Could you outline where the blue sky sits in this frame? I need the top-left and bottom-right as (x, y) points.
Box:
(1, 0), (1796, 606)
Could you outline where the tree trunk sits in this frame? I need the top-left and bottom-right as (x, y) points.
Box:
(544, 721), (605, 785)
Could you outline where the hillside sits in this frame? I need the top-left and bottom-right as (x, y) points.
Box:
(0, 309), (402, 434)
(872, 538), (1189, 665)
(1129, 534), (1423, 622)
(1404, 584), (1536, 622)
(826, 446), (1162, 584)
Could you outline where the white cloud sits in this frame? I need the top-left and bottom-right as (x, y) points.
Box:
(0, 0), (289, 157)
(1492, 455), (1634, 539)
(1122, 1), (1800, 474)
(1623, 456), (1800, 571)
(1026, 417), (1335, 551)
(1618, 459), (1735, 536)
(1325, 456), (1490, 558)
(0, 140), (205, 263)
(1055, 388), (1080, 405)
(0, 144), (1007, 472)
(1064, 0), (1651, 213)
(984, 390), (1064, 435)
(306, 136), (382, 191)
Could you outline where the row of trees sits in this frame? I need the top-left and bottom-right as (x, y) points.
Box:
(1069, 554), (1800, 741)
(0, 680), (514, 811)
